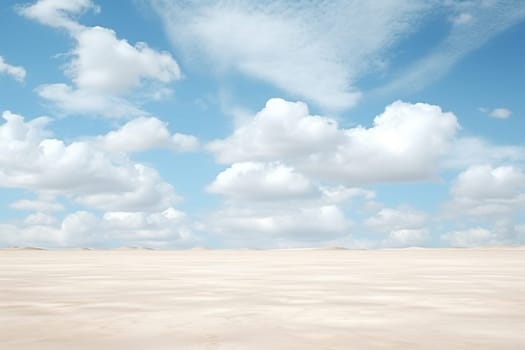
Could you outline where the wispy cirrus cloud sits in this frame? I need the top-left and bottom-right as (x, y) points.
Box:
(153, 0), (525, 110)
(152, 0), (433, 110)
(376, 0), (525, 96)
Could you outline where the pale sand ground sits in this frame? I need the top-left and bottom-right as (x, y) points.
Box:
(1, 249), (525, 349)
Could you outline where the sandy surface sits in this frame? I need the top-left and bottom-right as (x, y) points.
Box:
(1, 248), (524, 349)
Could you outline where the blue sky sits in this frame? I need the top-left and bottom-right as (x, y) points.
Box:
(0, 0), (524, 248)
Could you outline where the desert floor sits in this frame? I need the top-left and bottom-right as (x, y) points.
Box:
(1, 248), (524, 349)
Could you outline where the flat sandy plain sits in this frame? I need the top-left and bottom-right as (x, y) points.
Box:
(1, 248), (524, 349)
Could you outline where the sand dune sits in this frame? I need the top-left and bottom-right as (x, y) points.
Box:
(1, 249), (524, 349)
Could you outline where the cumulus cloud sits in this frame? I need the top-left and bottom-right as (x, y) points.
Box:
(20, 0), (181, 118)
(24, 212), (57, 226)
(69, 26), (180, 94)
(36, 83), (144, 117)
(204, 204), (351, 247)
(364, 207), (429, 247)
(209, 98), (459, 185)
(0, 56), (26, 82)
(0, 110), (180, 212)
(207, 162), (317, 201)
(442, 228), (493, 247)
(17, 0), (98, 32)
(203, 159), (377, 245)
(101, 208), (192, 244)
(153, 0), (433, 110)
(451, 165), (525, 200)
(365, 207), (427, 232)
(319, 186), (375, 206)
(0, 222), (62, 247)
(442, 220), (525, 247)
(445, 137), (525, 168)
(304, 101), (459, 184)
(383, 229), (430, 248)
(208, 99), (341, 163)
(0, 208), (195, 248)
(203, 162), (379, 246)
(10, 197), (64, 213)
(96, 116), (198, 153)
(203, 98), (464, 245)
(73, 164), (179, 212)
(205, 98), (525, 246)
(445, 165), (525, 217)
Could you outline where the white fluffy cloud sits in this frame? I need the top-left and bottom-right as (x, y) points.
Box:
(17, 0), (97, 32)
(451, 165), (525, 200)
(319, 186), (376, 206)
(0, 208), (195, 248)
(445, 137), (525, 168)
(153, 0), (433, 110)
(446, 165), (525, 217)
(204, 159), (376, 245)
(208, 99), (341, 163)
(69, 26), (181, 95)
(0, 110), (180, 212)
(205, 204), (351, 247)
(203, 98), (461, 246)
(442, 228), (493, 247)
(203, 162), (379, 246)
(20, 0), (181, 118)
(96, 116), (198, 153)
(36, 83), (144, 117)
(0, 109), (196, 247)
(207, 162), (317, 201)
(364, 207), (429, 247)
(0, 56), (26, 82)
(383, 229), (430, 248)
(73, 164), (178, 212)
(10, 197), (64, 213)
(441, 220), (525, 247)
(305, 101), (459, 183)
(101, 208), (192, 244)
(365, 207), (427, 233)
(205, 98), (525, 246)
(24, 212), (57, 226)
(209, 98), (459, 185)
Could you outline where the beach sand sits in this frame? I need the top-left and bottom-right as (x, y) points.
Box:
(1, 248), (524, 349)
